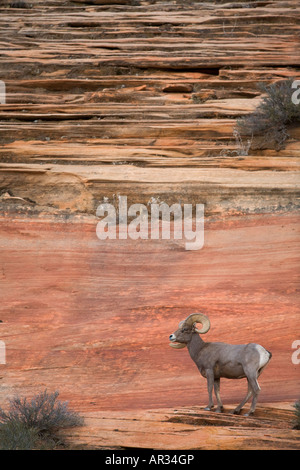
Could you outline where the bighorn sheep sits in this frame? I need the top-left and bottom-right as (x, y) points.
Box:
(169, 313), (272, 415)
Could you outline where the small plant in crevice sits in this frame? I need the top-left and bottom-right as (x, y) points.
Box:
(0, 389), (84, 450)
(219, 129), (253, 157)
(232, 128), (253, 156)
(236, 78), (300, 150)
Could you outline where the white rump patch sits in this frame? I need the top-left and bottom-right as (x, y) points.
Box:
(255, 345), (270, 369)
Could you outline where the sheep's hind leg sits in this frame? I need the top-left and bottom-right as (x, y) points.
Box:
(233, 382), (252, 415)
(244, 376), (260, 416)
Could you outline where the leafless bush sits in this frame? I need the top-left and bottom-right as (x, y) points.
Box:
(0, 390), (83, 449)
(236, 79), (300, 150)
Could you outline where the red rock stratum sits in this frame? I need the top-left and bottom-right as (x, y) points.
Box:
(0, 213), (299, 448)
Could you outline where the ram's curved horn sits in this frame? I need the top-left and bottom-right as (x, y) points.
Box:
(184, 313), (210, 334)
(169, 342), (186, 349)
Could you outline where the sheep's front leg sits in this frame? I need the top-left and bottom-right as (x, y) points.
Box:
(214, 378), (224, 413)
(204, 369), (214, 411)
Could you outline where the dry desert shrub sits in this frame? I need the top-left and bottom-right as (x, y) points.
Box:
(236, 78), (300, 150)
(0, 389), (83, 449)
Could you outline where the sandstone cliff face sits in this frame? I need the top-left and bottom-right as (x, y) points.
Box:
(0, 0), (299, 215)
(0, 0), (299, 450)
(1, 214), (299, 449)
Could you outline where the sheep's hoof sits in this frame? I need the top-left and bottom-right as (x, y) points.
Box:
(204, 405), (214, 411)
(232, 409), (241, 415)
(215, 407), (224, 413)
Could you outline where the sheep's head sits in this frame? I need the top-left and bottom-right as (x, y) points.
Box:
(169, 313), (210, 349)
